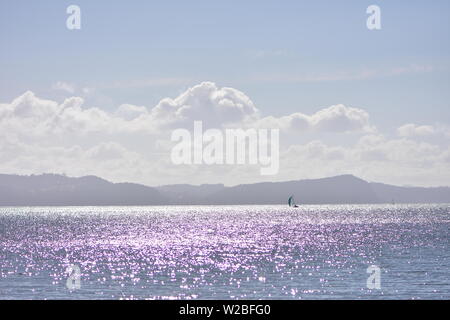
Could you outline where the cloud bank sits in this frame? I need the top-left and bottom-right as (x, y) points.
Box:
(0, 82), (448, 186)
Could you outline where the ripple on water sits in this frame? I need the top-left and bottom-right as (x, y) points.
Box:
(0, 204), (449, 299)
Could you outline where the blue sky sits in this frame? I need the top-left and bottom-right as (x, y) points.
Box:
(1, 1), (449, 128)
(0, 1), (449, 186)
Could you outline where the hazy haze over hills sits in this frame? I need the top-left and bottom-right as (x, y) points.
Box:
(0, 173), (449, 206)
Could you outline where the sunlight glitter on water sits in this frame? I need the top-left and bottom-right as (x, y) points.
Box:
(0, 204), (449, 299)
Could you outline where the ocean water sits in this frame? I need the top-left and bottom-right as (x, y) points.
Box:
(0, 204), (448, 300)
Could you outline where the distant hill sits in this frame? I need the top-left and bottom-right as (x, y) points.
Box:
(370, 182), (450, 204)
(0, 174), (166, 206)
(201, 175), (379, 205)
(0, 173), (449, 206)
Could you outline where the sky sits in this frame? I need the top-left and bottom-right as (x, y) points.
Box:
(0, 0), (449, 187)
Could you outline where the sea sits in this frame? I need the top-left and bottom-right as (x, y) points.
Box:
(0, 204), (448, 300)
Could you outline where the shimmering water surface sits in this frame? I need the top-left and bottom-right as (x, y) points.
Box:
(0, 205), (449, 299)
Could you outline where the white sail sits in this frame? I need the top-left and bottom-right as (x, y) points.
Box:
(288, 195), (295, 207)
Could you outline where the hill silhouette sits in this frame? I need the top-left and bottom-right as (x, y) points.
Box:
(0, 173), (449, 206)
(0, 174), (166, 206)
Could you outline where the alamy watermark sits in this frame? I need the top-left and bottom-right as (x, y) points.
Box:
(366, 265), (381, 289)
(64, 5), (380, 31)
(366, 5), (381, 30)
(66, 5), (81, 30)
(66, 264), (81, 290)
(171, 121), (279, 175)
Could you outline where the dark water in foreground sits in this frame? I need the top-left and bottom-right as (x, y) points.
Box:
(0, 204), (449, 300)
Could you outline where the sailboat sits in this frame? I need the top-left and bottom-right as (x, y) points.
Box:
(288, 195), (299, 208)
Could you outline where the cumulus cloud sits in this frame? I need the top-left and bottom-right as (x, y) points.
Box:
(256, 104), (374, 133)
(280, 135), (450, 186)
(51, 81), (76, 94)
(285, 141), (346, 162)
(0, 91), (158, 140)
(151, 82), (260, 128)
(115, 104), (149, 120)
(0, 81), (447, 186)
(397, 123), (450, 140)
(397, 123), (436, 137)
(0, 82), (264, 184)
(1, 82), (373, 142)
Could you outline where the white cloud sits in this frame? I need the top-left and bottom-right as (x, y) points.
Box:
(51, 81), (76, 94)
(257, 104), (374, 133)
(280, 135), (450, 187)
(2, 83), (372, 140)
(397, 123), (436, 137)
(0, 82), (448, 187)
(151, 81), (260, 128)
(115, 104), (148, 120)
(0, 92), (158, 140)
(397, 123), (450, 140)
